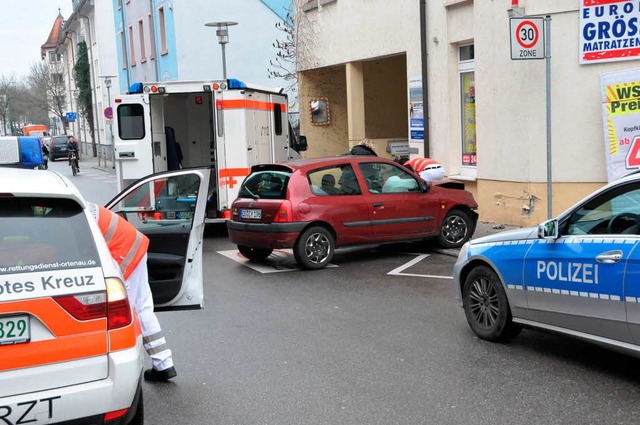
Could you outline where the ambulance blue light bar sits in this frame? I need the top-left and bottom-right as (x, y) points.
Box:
(227, 79), (247, 89)
(129, 82), (144, 94)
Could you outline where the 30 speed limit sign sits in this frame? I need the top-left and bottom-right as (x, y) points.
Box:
(510, 17), (545, 60)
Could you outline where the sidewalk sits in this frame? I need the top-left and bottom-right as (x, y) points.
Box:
(79, 152), (116, 174)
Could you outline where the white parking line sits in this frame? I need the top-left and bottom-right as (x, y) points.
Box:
(217, 249), (338, 273)
(387, 254), (453, 279)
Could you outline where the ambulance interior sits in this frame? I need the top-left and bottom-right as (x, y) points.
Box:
(150, 92), (214, 172)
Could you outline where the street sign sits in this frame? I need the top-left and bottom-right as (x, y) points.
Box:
(104, 106), (113, 120)
(66, 112), (77, 122)
(510, 17), (545, 60)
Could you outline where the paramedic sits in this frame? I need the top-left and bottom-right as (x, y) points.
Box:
(89, 202), (177, 382)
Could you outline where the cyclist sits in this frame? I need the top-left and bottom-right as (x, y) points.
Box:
(67, 136), (80, 173)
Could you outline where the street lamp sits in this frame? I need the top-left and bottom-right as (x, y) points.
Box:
(204, 21), (238, 79)
(99, 75), (116, 169)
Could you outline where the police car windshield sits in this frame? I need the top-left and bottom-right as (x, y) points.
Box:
(0, 198), (101, 274)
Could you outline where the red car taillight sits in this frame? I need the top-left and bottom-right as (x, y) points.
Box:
(273, 201), (293, 223)
(54, 277), (132, 330)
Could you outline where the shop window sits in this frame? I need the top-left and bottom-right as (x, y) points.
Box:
(459, 44), (476, 168)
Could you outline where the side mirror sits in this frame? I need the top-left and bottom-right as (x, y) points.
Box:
(295, 135), (308, 152)
(420, 179), (430, 193)
(538, 218), (559, 239)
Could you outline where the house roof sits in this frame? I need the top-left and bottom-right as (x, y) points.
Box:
(41, 10), (65, 56)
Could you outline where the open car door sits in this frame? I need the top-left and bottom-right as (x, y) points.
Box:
(105, 167), (212, 311)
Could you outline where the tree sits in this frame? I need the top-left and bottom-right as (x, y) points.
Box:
(75, 41), (96, 157)
(25, 62), (68, 133)
(0, 76), (16, 136)
(0, 74), (49, 135)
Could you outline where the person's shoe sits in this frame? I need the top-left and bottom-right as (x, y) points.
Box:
(144, 366), (177, 382)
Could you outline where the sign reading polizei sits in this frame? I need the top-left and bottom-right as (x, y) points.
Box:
(510, 17), (545, 60)
(581, 0), (640, 64)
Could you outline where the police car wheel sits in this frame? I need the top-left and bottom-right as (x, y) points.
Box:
(438, 210), (472, 249)
(463, 266), (520, 342)
(238, 245), (273, 261)
(294, 226), (334, 270)
(129, 391), (144, 425)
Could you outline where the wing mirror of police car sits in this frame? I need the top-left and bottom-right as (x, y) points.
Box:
(538, 218), (559, 239)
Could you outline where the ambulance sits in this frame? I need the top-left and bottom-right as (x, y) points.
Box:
(113, 78), (308, 223)
(0, 160), (211, 422)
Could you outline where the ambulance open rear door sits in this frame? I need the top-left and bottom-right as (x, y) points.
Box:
(114, 90), (168, 192)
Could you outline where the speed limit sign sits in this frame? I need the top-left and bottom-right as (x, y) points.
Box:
(510, 17), (545, 60)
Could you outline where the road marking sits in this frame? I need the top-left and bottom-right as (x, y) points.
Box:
(387, 254), (453, 279)
(218, 249), (338, 273)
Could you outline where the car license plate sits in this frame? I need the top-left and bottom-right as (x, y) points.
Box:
(0, 315), (30, 346)
(240, 209), (262, 219)
(177, 211), (193, 220)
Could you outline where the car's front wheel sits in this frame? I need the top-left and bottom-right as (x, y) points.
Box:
(294, 226), (334, 270)
(238, 245), (273, 261)
(463, 265), (520, 342)
(438, 209), (472, 249)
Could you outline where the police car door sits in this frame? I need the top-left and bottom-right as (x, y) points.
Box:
(105, 167), (211, 311)
(523, 182), (640, 343)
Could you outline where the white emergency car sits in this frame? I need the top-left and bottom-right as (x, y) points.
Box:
(453, 171), (640, 357)
(0, 166), (210, 424)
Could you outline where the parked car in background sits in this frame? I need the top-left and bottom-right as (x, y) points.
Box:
(47, 135), (71, 161)
(453, 171), (640, 359)
(228, 156), (478, 270)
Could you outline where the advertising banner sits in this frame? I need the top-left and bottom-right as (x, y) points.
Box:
(580, 0), (640, 64)
(601, 68), (640, 181)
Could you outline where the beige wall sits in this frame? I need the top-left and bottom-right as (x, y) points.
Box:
(476, 180), (605, 227)
(299, 67), (349, 157)
(363, 56), (408, 139)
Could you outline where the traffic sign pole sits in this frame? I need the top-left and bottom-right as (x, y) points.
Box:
(545, 15), (552, 219)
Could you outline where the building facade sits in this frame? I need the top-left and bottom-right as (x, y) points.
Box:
(41, 12), (66, 136)
(113, 0), (292, 94)
(297, 0), (640, 226)
(59, 0), (121, 164)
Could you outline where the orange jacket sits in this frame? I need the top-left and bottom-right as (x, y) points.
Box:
(95, 205), (149, 280)
(404, 157), (440, 174)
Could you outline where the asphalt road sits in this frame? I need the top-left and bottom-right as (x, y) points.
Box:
(56, 159), (640, 425)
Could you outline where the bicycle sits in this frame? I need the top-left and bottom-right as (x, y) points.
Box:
(69, 150), (79, 176)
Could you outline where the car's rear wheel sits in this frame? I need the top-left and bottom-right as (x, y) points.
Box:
(438, 209), (472, 249)
(238, 245), (273, 261)
(462, 265), (520, 342)
(294, 226), (334, 270)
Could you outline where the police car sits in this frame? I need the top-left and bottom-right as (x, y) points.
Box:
(0, 148), (211, 423)
(453, 171), (640, 356)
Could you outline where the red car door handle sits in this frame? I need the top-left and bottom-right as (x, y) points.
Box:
(373, 202), (384, 208)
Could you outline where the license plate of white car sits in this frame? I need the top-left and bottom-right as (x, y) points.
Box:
(240, 209), (262, 219)
(0, 315), (30, 346)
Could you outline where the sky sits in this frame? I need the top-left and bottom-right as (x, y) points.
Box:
(0, 2), (73, 79)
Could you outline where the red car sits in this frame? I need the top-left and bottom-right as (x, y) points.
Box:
(227, 156), (478, 269)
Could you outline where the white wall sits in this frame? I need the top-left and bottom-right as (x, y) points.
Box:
(296, 0), (420, 72)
